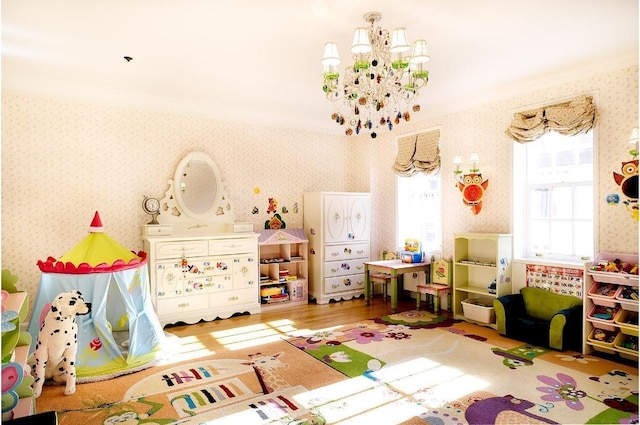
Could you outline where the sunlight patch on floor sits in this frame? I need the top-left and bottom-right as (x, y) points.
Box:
(290, 357), (489, 424)
(208, 319), (300, 351)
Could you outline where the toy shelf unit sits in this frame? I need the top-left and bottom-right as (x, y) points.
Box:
(258, 229), (309, 311)
(453, 233), (513, 328)
(584, 252), (639, 361)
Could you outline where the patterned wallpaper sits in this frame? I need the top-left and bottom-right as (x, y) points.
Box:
(2, 64), (638, 312)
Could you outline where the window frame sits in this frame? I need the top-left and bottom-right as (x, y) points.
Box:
(512, 129), (598, 261)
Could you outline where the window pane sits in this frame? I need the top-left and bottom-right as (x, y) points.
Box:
(530, 220), (549, 254)
(550, 220), (573, 255)
(550, 187), (572, 219)
(529, 188), (549, 218)
(574, 185), (593, 219)
(397, 172), (441, 253)
(574, 220), (593, 258)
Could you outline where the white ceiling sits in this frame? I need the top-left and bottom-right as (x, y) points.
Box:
(2, 0), (638, 135)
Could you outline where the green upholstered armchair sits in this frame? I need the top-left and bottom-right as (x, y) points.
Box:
(493, 287), (583, 351)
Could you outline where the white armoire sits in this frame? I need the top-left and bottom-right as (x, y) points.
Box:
(303, 192), (371, 304)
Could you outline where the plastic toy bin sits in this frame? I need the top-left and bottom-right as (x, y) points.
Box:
(615, 309), (639, 336)
(587, 327), (619, 354)
(587, 304), (619, 331)
(614, 332), (639, 359)
(461, 297), (495, 324)
(588, 253), (639, 285)
(587, 282), (621, 307)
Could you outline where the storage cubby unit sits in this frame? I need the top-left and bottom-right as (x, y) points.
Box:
(584, 252), (638, 361)
(453, 233), (513, 328)
(258, 229), (309, 311)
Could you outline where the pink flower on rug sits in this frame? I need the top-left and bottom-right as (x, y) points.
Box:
(345, 328), (384, 344)
(536, 372), (587, 410)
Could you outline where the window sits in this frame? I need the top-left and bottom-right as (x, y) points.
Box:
(396, 172), (442, 254)
(513, 131), (595, 260)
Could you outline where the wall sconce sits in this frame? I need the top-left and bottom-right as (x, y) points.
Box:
(629, 127), (638, 159)
(453, 152), (488, 215)
(469, 152), (480, 173)
(453, 155), (463, 177)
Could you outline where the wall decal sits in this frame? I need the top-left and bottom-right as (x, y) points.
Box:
(613, 159), (638, 221)
(458, 173), (489, 215)
(267, 197), (278, 214)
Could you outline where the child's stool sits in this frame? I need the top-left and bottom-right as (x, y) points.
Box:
(416, 284), (450, 312)
(370, 273), (392, 299)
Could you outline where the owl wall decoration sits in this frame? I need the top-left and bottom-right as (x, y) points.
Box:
(458, 173), (489, 215)
(613, 159), (638, 221)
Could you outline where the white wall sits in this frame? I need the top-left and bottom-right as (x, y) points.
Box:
(2, 65), (638, 312)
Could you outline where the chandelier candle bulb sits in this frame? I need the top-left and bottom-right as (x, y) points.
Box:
(321, 11), (430, 137)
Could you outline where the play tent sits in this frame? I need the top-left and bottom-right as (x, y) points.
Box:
(28, 212), (165, 381)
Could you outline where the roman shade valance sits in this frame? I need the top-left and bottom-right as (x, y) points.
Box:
(506, 95), (598, 143)
(393, 130), (441, 177)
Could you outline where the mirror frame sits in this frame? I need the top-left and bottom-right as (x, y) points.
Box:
(173, 152), (223, 221)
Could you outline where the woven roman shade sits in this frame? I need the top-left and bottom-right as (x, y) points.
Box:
(393, 130), (441, 176)
(506, 95), (598, 143)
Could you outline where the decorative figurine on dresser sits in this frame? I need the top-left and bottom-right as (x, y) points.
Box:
(142, 152), (259, 327)
(303, 192), (371, 304)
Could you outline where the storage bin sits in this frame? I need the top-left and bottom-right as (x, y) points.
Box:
(616, 286), (639, 312)
(587, 304), (619, 328)
(588, 253), (639, 285)
(587, 327), (619, 354)
(461, 297), (495, 324)
(614, 332), (638, 359)
(614, 309), (639, 336)
(587, 282), (620, 307)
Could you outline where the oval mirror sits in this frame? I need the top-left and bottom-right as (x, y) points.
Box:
(173, 152), (222, 220)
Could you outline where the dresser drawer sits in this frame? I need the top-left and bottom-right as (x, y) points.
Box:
(155, 240), (209, 260)
(210, 287), (257, 307)
(324, 259), (366, 278)
(209, 239), (256, 255)
(183, 274), (232, 294)
(325, 274), (365, 294)
(157, 294), (209, 312)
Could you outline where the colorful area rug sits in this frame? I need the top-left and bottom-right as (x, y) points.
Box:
(287, 310), (639, 424)
(35, 310), (638, 424)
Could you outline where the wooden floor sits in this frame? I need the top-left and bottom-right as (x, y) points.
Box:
(166, 295), (420, 352)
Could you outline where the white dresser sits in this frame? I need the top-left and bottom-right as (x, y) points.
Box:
(143, 232), (260, 327)
(303, 192), (371, 304)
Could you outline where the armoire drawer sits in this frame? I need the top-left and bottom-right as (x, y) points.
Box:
(325, 274), (365, 294)
(324, 259), (366, 278)
(324, 243), (369, 261)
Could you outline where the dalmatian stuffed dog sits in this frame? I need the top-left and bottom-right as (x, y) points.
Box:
(32, 290), (91, 397)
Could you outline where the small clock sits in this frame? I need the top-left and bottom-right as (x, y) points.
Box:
(142, 196), (160, 225)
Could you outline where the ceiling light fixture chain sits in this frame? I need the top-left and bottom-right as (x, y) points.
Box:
(322, 11), (430, 138)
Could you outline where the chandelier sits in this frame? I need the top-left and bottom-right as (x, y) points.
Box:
(321, 12), (430, 138)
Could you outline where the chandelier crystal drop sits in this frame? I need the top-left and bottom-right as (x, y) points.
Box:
(321, 12), (430, 138)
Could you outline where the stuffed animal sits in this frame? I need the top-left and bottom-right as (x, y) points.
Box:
(32, 290), (91, 397)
